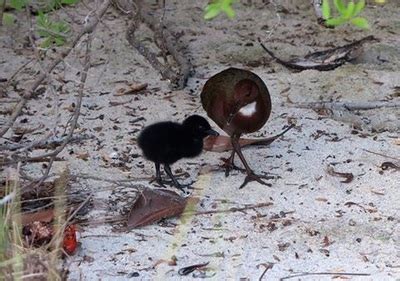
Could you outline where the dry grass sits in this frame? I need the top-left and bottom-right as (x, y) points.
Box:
(0, 166), (70, 280)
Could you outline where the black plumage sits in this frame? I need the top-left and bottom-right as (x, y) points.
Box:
(138, 115), (218, 191)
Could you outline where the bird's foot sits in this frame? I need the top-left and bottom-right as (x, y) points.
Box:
(220, 157), (245, 177)
(151, 177), (194, 192)
(239, 173), (274, 189)
(150, 177), (171, 188)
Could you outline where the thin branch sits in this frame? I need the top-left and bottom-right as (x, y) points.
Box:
(280, 272), (370, 280)
(3, 58), (35, 91)
(293, 100), (400, 111)
(127, 1), (191, 89)
(29, 33), (93, 189)
(71, 173), (151, 187)
(0, 0), (111, 137)
(0, 134), (93, 152)
(258, 263), (274, 281)
(362, 149), (400, 161)
(185, 202), (273, 216)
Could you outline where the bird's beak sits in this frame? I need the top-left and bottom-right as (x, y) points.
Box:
(227, 102), (242, 125)
(205, 129), (219, 136)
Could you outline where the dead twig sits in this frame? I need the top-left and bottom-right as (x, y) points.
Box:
(280, 271), (370, 280)
(3, 59), (35, 93)
(259, 36), (377, 71)
(326, 165), (354, 183)
(363, 149), (400, 161)
(293, 100), (400, 111)
(185, 202), (273, 216)
(258, 262), (274, 281)
(0, 0), (111, 137)
(127, 1), (191, 89)
(71, 173), (151, 186)
(29, 32), (93, 189)
(0, 134), (93, 152)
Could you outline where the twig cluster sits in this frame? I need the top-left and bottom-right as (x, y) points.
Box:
(126, 0), (191, 90)
(1, 0), (111, 193)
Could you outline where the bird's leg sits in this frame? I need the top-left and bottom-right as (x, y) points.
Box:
(155, 162), (162, 182)
(221, 147), (247, 176)
(223, 149), (235, 177)
(150, 162), (169, 188)
(231, 135), (273, 189)
(164, 164), (185, 191)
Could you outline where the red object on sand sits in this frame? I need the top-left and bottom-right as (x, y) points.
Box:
(63, 224), (78, 255)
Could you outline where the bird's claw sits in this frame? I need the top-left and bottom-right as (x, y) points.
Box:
(239, 173), (273, 189)
(151, 177), (193, 192)
(220, 157), (245, 177)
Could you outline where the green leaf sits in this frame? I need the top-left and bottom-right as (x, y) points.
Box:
(343, 1), (355, 19)
(222, 4), (235, 19)
(204, 0), (236, 20)
(2, 13), (16, 25)
(10, 0), (27, 10)
(325, 17), (348, 26)
(350, 17), (369, 28)
(54, 36), (65, 46)
(333, 0), (346, 15)
(322, 0), (331, 20)
(204, 4), (221, 20)
(61, 0), (79, 5)
(40, 37), (52, 48)
(353, 0), (365, 17)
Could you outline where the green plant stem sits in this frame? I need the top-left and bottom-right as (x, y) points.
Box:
(0, 0), (7, 26)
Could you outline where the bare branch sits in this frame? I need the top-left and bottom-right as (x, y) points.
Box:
(127, 1), (191, 89)
(29, 32), (93, 189)
(293, 100), (400, 111)
(280, 271), (370, 280)
(0, 0), (111, 137)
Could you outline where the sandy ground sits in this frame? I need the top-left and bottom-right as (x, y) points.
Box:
(1, 0), (400, 280)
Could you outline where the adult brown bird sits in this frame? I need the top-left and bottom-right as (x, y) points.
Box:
(201, 67), (272, 189)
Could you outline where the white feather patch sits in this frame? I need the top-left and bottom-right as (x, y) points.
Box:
(238, 101), (257, 117)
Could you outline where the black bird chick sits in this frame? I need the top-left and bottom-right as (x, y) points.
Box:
(138, 115), (219, 191)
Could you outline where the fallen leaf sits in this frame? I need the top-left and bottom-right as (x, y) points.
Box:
(178, 262), (209, 276)
(20, 209), (55, 225)
(326, 166), (354, 183)
(204, 125), (294, 152)
(23, 221), (53, 246)
(109, 99), (133, 106)
(76, 151), (90, 161)
(127, 188), (188, 229)
(114, 83), (148, 96)
(322, 235), (334, 247)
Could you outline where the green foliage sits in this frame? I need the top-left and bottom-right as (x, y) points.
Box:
(322, 0), (369, 29)
(36, 12), (70, 48)
(42, 0), (79, 12)
(3, 0), (78, 47)
(2, 13), (16, 25)
(9, 0), (28, 10)
(204, 0), (236, 20)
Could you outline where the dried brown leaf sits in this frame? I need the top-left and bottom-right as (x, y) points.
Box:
(127, 188), (187, 229)
(76, 151), (90, 161)
(326, 166), (354, 183)
(114, 83), (148, 96)
(203, 125), (293, 152)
